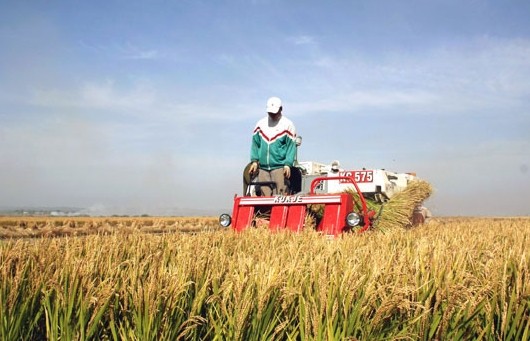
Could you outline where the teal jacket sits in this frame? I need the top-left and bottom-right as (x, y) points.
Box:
(250, 115), (297, 170)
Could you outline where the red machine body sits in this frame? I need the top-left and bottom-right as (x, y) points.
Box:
(226, 176), (375, 235)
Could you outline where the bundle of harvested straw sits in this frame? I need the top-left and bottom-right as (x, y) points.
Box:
(341, 179), (433, 232)
(305, 179), (433, 232)
(375, 180), (433, 231)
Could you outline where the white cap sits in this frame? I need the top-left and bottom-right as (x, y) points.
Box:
(266, 96), (282, 114)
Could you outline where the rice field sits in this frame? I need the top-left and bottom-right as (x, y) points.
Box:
(0, 216), (219, 239)
(1, 215), (529, 340)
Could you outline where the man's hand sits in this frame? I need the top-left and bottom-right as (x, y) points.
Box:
(283, 165), (291, 179)
(249, 162), (258, 175)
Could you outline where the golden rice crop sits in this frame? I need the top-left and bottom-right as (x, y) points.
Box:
(0, 216), (219, 239)
(1, 217), (529, 340)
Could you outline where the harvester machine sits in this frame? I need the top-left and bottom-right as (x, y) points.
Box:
(219, 137), (428, 235)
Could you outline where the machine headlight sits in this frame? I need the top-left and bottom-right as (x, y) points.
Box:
(346, 212), (361, 227)
(219, 213), (232, 227)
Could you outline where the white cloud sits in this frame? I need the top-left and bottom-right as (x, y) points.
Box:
(290, 90), (438, 115)
(78, 40), (164, 61)
(123, 49), (160, 60)
(280, 37), (530, 118)
(30, 79), (156, 112)
(80, 80), (156, 109)
(288, 35), (317, 46)
(117, 42), (162, 60)
(27, 78), (261, 125)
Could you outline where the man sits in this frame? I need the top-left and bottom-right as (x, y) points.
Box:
(249, 96), (297, 196)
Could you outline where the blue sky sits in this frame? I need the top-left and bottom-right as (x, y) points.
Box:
(1, 0), (529, 216)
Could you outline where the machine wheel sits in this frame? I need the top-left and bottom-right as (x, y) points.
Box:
(243, 162), (256, 196)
